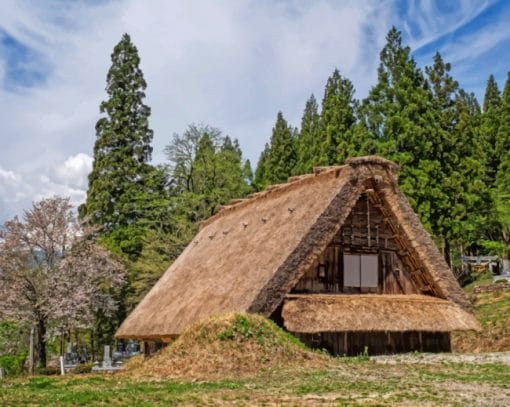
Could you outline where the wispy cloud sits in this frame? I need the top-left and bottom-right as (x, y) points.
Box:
(439, 13), (510, 65)
(0, 0), (509, 222)
(401, 0), (494, 52)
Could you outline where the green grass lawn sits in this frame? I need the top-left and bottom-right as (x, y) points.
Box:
(1, 358), (509, 406)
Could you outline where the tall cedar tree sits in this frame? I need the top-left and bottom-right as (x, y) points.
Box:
(449, 90), (488, 252)
(482, 74), (502, 185)
(424, 53), (488, 260)
(424, 52), (457, 259)
(82, 34), (166, 259)
(494, 152), (510, 268)
(254, 143), (270, 189)
(360, 27), (440, 237)
(319, 69), (357, 165)
(496, 73), (510, 168)
(261, 112), (297, 185)
(294, 94), (320, 174)
(494, 73), (510, 267)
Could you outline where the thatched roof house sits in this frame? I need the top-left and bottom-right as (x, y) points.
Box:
(117, 156), (480, 355)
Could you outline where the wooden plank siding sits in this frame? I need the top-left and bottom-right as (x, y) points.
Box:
(292, 193), (419, 295)
(295, 331), (452, 356)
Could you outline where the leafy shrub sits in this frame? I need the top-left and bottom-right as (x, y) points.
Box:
(37, 366), (60, 376)
(0, 353), (27, 376)
(72, 362), (94, 374)
(0, 321), (28, 355)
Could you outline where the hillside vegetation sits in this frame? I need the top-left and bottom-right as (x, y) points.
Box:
(453, 273), (510, 352)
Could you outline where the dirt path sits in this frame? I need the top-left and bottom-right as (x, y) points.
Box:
(371, 351), (510, 365)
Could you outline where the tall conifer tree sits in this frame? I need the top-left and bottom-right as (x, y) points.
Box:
(294, 94), (320, 174)
(496, 73), (510, 165)
(263, 112), (297, 185)
(424, 52), (458, 261)
(82, 33), (166, 259)
(254, 143), (270, 190)
(319, 69), (357, 165)
(481, 74), (502, 184)
(493, 73), (510, 269)
(450, 90), (488, 251)
(360, 27), (438, 234)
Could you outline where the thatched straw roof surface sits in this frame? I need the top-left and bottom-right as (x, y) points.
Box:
(116, 156), (474, 340)
(282, 294), (481, 333)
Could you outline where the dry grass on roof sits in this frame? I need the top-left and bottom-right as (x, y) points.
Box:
(116, 165), (353, 339)
(282, 294), (481, 334)
(200, 164), (346, 229)
(121, 313), (328, 380)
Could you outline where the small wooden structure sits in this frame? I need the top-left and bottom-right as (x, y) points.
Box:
(116, 156), (480, 355)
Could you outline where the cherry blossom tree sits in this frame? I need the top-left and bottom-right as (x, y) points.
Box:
(0, 197), (125, 367)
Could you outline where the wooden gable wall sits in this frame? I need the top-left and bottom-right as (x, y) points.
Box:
(292, 192), (421, 295)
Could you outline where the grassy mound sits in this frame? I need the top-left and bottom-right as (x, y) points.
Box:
(452, 274), (510, 352)
(122, 313), (327, 380)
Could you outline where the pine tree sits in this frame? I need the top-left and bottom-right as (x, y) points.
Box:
(264, 112), (297, 185)
(82, 33), (165, 259)
(496, 73), (510, 165)
(360, 27), (438, 235)
(449, 90), (488, 250)
(494, 152), (510, 269)
(319, 69), (357, 165)
(481, 74), (502, 184)
(424, 52), (458, 260)
(254, 143), (270, 189)
(243, 160), (254, 186)
(493, 73), (510, 268)
(483, 74), (501, 112)
(294, 94), (320, 174)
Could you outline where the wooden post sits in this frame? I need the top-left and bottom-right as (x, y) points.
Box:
(367, 198), (371, 247)
(28, 327), (35, 375)
(59, 356), (65, 375)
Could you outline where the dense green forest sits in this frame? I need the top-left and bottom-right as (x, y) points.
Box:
(1, 27), (509, 370)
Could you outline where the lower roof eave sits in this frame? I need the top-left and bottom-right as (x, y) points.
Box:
(282, 294), (482, 333)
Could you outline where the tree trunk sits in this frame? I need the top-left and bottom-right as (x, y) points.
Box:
(37, 318), (47, 368)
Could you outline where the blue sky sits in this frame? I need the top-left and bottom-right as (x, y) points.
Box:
(0, 0), (509, 221)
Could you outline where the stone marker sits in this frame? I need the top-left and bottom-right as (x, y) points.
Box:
(103, 345), (112, 368)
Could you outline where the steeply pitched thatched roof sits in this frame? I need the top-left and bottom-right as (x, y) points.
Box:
(283, 294), (481, 333)
(116, 156), (475, 340)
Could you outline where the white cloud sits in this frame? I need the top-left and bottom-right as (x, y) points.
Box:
(55, 153), (93, 189)
(0, 166), (21, 184)
(0, 166), (28, 220)
(35, 174), (87, 208)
